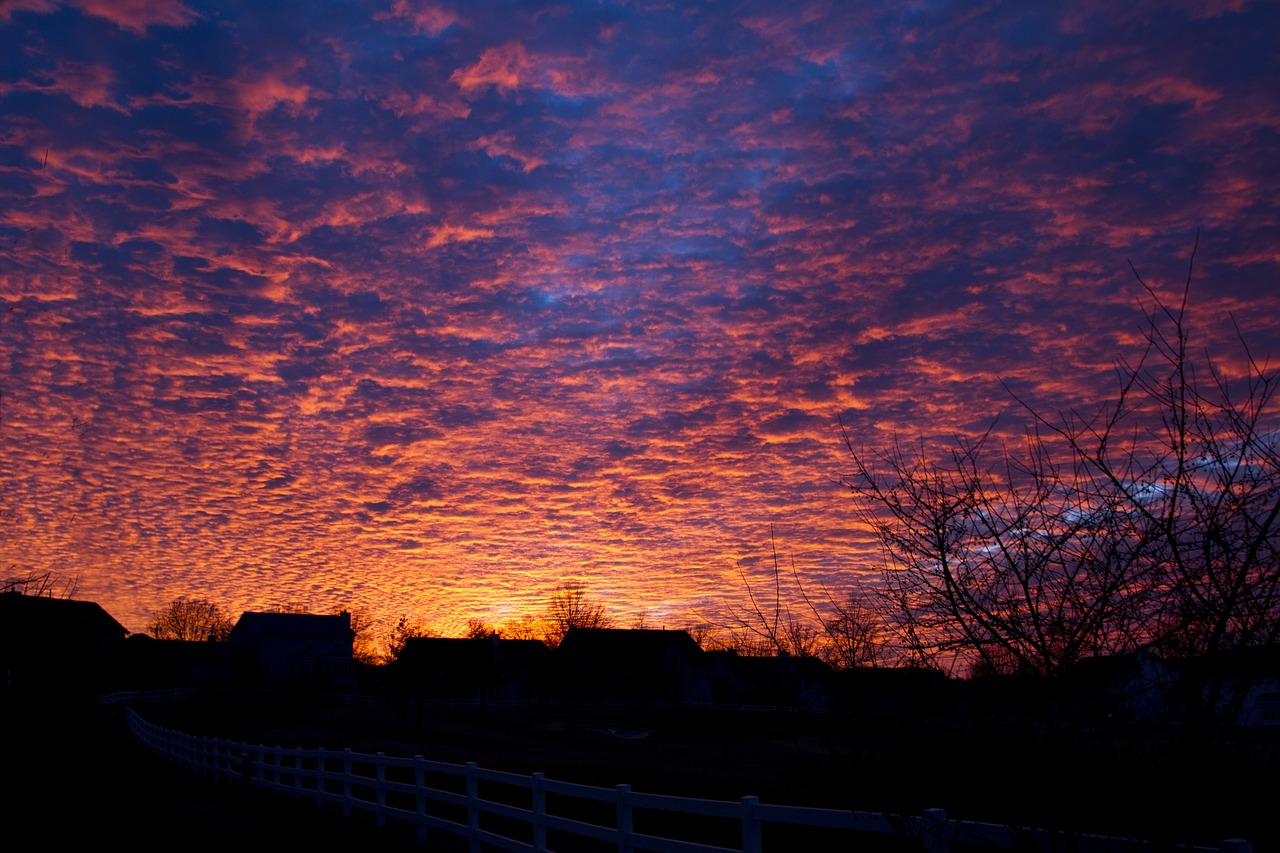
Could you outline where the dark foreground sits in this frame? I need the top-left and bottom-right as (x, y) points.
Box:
(141, 693), (1276, 851)
(8, 693), (1275, 851)
(5, 696), (425, 849)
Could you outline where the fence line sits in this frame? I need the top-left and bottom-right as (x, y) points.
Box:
(101, 688), (831, 717)
(121, 707), (1252, 853)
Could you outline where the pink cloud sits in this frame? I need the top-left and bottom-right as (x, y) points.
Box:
(150, 62), (318, 141)
(236, 72), (313, 116)
(474, 131), (547, 173)
(0, 0), (58, 22)
(452, 43), (530, 94)
(376, 0), (460, 36)
(53, 60), (127, 111)
(4, 60), (129, 113)
(72, 0), (198, 34)
(450, 41), (609, 100)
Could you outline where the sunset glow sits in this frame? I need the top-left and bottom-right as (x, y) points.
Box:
(2, 0), (1277, 636)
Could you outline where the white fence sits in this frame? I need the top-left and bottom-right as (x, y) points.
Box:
(122, 705), (1251, 853)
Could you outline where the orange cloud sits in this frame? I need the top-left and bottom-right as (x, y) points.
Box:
(425, 224), (496, 248)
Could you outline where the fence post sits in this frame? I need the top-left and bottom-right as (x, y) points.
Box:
(240, 751), (252, 788)
(293, 746), (304, 799)
(741, 795), (762, 853)
(343, 748), (353, 818)
(414, 755), (429, 844)
(316, 748), (326, 810)
(376, 752), (387, 828)
(467, 761), (480, 853)
(922, 808), (949, 853)
(531, 772), (547, 853)
(617, 784), (634, 853)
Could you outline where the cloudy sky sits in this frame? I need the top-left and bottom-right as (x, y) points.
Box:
(2, 0), (1277, 634)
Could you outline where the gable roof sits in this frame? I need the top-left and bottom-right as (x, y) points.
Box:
(557, 627), (704, 660)
(0, 592), (128, 648)
(228, 611), (353, 642)
(398, 635), (549, 667)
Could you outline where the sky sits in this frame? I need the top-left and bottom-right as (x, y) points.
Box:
(1, 0), (1277, 636)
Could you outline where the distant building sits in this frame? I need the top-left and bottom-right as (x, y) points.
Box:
(1172, 644), (1280, 727)
(830, 665), (950, 719)
(0, 592), (128, 697)
(113, 634), (247, 691)
(395, 635), (549, 703)
(1066, 650), (1177, 723)
(703, 650), (834, 711)
(554, 628), (708, 703)
(228, 611), (354, 689)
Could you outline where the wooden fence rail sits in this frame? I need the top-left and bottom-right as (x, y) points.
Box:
(123, 706), (1250, 853)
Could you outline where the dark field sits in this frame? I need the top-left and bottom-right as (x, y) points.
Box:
(133, 693), (1277, 851)
(5, 696), (423, 849)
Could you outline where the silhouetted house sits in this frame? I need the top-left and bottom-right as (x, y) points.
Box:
(555, 628), (707, 703)
(1066, 650), (1178, 723)
(0, 592), (128, 698)
(704, 650), (834, 710)
(228, 611), (354, 689)
(830, 665), (951, 719)
(112, 634), (247, 690)
(1170, 644), (1280, 727)
(395, 635), (549, 703)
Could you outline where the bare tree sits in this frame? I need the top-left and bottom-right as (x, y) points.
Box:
(842, 427), (1153, 676)
(146, 597), (233, 641)
(383, 614), (436, 663)
(344, 607), (380, 665)
(1, 569), (79, 599)
(841, 238), (1280, 687)
(723, 529), (885, 665)
(681, 620), (722, 650)
(545, 582), (614, 648)
(810, 588), (886, 669)
(463, 618), (496, 639)
(500, 614), (548, 642)
(1040, 250), (1280, 661)
(721, 529), (815, 657)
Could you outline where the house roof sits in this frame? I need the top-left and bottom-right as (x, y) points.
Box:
(229, 611), (353, 641)
(398, 636), (549, 668)
(0, 592), (128, 647)
(557, 627), (704, 660)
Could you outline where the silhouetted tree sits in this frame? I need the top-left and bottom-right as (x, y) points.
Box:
(383, 614), (435, 663)
(146, 597), (233, 641)
(545, 583), (614, 648)
(1, 570), (79, 599)
(722, 529), (886, 664)
(342, 607), (380, 665)
(463, 618), (496, 639)
(497, 614), (544, 642)
(842, 239), (1280, 685)
(810, 589), (885, 669)
(681, 620), (721, 649)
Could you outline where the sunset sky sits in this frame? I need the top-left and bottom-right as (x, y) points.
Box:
(2, 0), (1277, 636)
